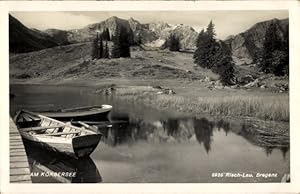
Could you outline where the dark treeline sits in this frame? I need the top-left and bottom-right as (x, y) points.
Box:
(111, 25), (131, 58)
(166, 33), (181, 51)
(91, 33), (109, 59)
(193, 21), (235, 85)
(255, 21), (289, 76)
(101, 28), (110, 41)
(91, 26), (131, 59)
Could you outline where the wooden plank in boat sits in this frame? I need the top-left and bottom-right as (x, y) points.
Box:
(73, 120), (127, 125)
(37, 131), (80, 136)
(20, 125), (65, 132)
(22, 114), (33, 121)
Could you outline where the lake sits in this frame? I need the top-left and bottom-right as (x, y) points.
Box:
(10, 84), (290, 183)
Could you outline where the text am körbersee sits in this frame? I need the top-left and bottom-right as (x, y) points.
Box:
(31, 172), (76, 177)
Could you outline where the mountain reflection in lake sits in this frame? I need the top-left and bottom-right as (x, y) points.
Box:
(100, 115), (289, 157)
(11, 84), (289, 183)
(95, 115), (289, 182)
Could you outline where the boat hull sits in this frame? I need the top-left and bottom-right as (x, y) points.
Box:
(72, 134), (102, 158)
(43, 111), (111, 122)
(41, 105), (112, 122)
(21, 133), (102, 159)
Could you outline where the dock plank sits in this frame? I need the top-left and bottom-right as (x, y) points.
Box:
(10, 145), (26, 149)
(10, 153), (27, 157)
(9, 118), (32, 183)
(10, 162), (31, 168)
(10, 167), (31, 175)
(10, 175), (32, 182)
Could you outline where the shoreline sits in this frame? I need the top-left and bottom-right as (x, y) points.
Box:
(10, 80), (289, 136)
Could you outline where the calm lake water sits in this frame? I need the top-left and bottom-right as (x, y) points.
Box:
(10, 84), (290, 183)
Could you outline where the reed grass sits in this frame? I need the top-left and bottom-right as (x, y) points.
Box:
(117, 88), (289, 122)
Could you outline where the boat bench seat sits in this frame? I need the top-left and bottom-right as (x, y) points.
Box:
(21, 125), (65, 132)
(39, 131), (81, 136)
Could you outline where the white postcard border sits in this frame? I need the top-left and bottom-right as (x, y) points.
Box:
(0, 1), (299, 193)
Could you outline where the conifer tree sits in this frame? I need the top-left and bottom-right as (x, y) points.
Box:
(103, 41), (109, 58)
(260, 21), (288, 76)
(119, 26), (131, 57)
(281, 24), (289, 75)
(111, 28), (119, 58)
(102, 28), (110, 41)
(205, 20), (218, 69)
(212, 41), (235, 85)
(206, 20), (216, 40)
(98, 34), (103, 58)
(91, 34), (99, 59)
(112, 26), (130, 58)
(193, 21), (218, 69)
(91, 33), (105, 59)
(194, 22), (235, 85)
(167, 33), (180, 51)
(193, 29), (210, 67)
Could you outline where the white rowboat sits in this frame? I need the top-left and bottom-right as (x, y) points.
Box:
(14, 110), (102, 159)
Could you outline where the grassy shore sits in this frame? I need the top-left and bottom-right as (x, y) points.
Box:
(112, 85), (289, 122)
(10, 42), (289, 122)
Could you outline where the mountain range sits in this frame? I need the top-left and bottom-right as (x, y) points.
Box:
(9, 15), (288, 64)
(9, 15), (59, 53)
(225, 18), (288, 64)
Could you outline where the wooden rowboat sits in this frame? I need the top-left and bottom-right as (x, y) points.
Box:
(40, 105), (112, 122)
(14, 110), (102, 159)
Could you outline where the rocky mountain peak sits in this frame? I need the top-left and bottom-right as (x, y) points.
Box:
(9, 14), (58, 53)
(128, 17), (139, 23)
(149, 21), (171, 34)
(225, 18), (288, 65)
(128, 17), (142, 31)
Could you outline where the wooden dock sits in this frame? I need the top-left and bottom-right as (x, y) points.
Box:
(9, 118), (32, 183)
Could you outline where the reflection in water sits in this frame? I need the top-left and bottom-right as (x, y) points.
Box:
(97, 115), (289, 158)
(162, 119), (180, 136)
(23, 141), (102, 183)
(194, 118), (214, 153)
(265, 146), (276, 156)
(216, 119), (230, 136)
(280, 147), (289, 159)
(239, 122), (289, 159)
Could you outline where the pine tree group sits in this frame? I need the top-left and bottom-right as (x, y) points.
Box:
(167, 33), (180, 51)
(193, 21), (218, 69)
(91, 32), (109, 59)
(211, 41), (235, 85)
(193, 20), (235, 85)
(101, 28), (110, 41)
(103, 41), (109, 58)
(259, 21), (289, 76)
(111, 26), (131, 58)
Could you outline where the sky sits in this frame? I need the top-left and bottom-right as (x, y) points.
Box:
(11, 11), (288, 39)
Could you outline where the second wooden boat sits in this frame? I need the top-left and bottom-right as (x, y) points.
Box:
(40, 105), (112, 121)
(14, 110), (102, 159)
